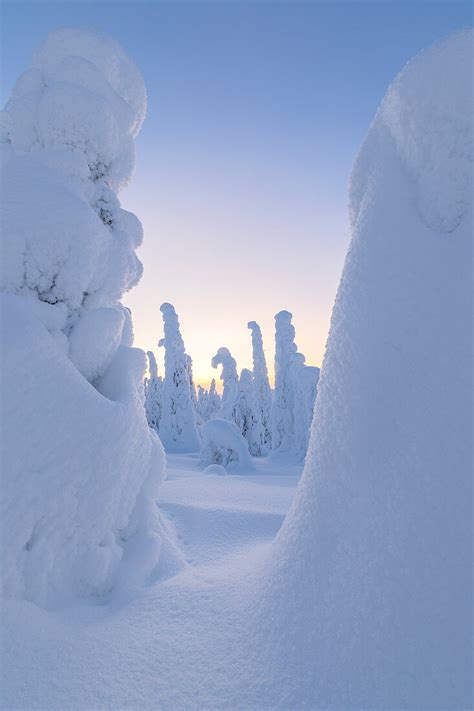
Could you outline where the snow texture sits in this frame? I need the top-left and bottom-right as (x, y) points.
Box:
(158, 303), (201, 453)
(200, 418), (253, 473)
(259, 29), (473, 709)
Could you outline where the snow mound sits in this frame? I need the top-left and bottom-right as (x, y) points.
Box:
(259, 29), (473, 709)
(203, 464), (228, 476)
(200, 419), (253, 473)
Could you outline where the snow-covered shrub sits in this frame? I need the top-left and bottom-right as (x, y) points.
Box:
(144, 350), (163, 434)
(271, 310), (297, 452)
(211, 347), (240, 424)
(158, 303), (200, 452)
(260, 30), (473, 709)
(236, 369), (265, 456)
(248, 321), (273, 452)
(0, 29), (182, 607)
(199, 419), (253, 473)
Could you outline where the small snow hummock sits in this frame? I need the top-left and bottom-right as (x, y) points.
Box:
(0, 28), (182, 608)
(258, 29), (473, 710)
(158, 303), (201, 453)
(199, 418), (253, 473)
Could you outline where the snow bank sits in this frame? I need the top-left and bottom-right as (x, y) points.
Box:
(259, 30), (473, 708)
(200, 419), (253, 473)
(0, 29), (179, 607)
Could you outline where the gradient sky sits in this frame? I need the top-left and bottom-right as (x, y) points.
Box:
(2, 0), (472, 387)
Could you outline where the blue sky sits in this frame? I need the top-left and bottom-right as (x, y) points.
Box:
(2, 0), (472, 385)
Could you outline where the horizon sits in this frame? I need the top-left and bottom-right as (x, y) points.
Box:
(2, 0), (471, 388)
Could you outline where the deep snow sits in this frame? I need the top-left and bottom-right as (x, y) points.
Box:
(0, 454), (303, 710)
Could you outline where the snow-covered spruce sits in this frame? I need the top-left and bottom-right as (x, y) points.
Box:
(158, 303), (201, 453)
(144, 350), (163, 434)
(211, 347), (240, 424)
(290, 353), (320, 460)
(199, 418), (253, 473)
(236, 369), (265, 456)
(0, 29), (183, 607)
(259, 30), (473, 709)
(270, 310), (297, 452)
(247, 321), (273, 452)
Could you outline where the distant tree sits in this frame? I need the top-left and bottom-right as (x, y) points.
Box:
(271, 310), (297, 452)
(236, 368), (265, 456)
(158, 303), (200, 452)
(144, 350), (163, 434)
(248, 321), (273, 453)
(211, 347), (240, 425)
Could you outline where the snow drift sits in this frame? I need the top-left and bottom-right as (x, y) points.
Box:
(259, 29), (473, 709)
(0, 29), (180, 607)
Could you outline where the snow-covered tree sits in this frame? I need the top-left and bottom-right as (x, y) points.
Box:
(211, 347), (240, 424)
(247, 321), (273, 452)
(144, 350), (163, 434)
(260, 30), (472, 709)
(158, 303), (200, 452)
(186, 354), (198, 411)
(1, 29), (182, 607)
(290, 354), (320, 460)
(236, 369), (265, 456)
(208, 378), (221, 416)
(271, 310), (297, 452)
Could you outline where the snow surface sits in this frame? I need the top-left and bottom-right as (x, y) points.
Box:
(1, 454), (303, 709)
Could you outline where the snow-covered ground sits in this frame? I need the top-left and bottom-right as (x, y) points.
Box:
(1, 454), (303, 710)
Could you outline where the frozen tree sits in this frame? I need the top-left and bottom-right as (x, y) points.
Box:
(290, 354), (320, 460)
(259, 30), (472, 709)
(236, 369), (265, 456)
(208, 378), (221, 416)
(0, 29), (183, 607)
(271, 310), (297, 452)
(247, 321), (273, 452)
(144, 350), (163, 434)
(186, 354), (198, 411)
(158, 303), (200, 453)
(211, 347), (240, 424)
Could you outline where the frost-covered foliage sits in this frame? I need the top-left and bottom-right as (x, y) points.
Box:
(158, 303), (200, 453)
(0, 29), (182, 607)
(261, 30), (473, 709)
(211, 347), (240, 424)
(236, 369), (265, 456)
(271, 311), (297, 452)
(199, 419), (253, 473)
(291, 354), (320, 460)
(208, 378), (221, 415)
(247, 321), (273, 452)
(144, 350), (163, 434)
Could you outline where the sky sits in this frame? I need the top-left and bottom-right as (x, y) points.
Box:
(2, 0), (472, 388)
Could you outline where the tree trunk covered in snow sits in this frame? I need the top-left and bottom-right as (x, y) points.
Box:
(271, 310), (297, 452)
(260, 30), (472, 709)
